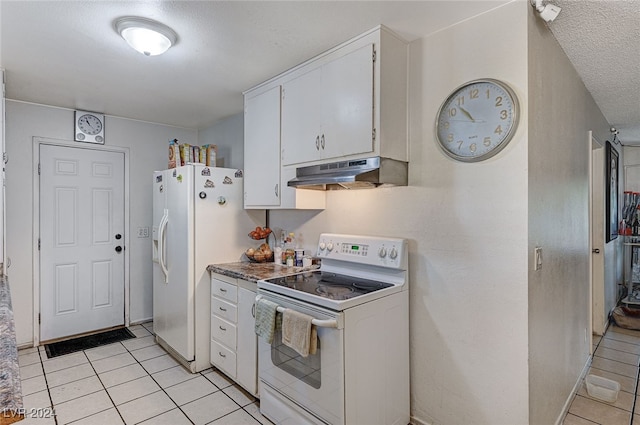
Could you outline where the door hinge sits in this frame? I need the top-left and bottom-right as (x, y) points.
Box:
(282, 88), (285, 100)
(38, 313), (41, 324)
(372, 128), (377, 142)
(38, 238), (40, 250)
(38, 163), (41, 175)
(373, 49), (377, 63)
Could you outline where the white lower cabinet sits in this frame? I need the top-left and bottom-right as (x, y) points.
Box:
(210, 273), (258, 397)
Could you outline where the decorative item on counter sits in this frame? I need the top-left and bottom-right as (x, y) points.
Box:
(245, 227), (274, 262)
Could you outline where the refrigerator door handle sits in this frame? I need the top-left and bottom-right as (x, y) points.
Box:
(158, 209), (169, 283)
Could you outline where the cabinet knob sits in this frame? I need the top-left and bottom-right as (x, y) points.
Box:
(592, 248), (601, 254)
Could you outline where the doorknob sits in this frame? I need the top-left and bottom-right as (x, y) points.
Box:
(115, 246), (123, 253)
(592, 248), (600, 254)
(115, 234), (122, 240)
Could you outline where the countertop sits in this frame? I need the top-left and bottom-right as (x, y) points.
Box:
(0, 275), (24, 424)
(207, 262), (314, 283)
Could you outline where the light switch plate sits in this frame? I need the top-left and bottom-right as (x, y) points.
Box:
(534, 247), (543, 271)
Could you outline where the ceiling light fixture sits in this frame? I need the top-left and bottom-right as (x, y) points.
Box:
(531, 0), (561, 23)
(115, 17), (177, 56)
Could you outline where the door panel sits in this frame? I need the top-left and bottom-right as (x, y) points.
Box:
(40, 144), (125, 341)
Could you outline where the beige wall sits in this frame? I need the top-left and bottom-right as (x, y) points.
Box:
(5, 100), (198, 345)
(527, 7), (612, 425)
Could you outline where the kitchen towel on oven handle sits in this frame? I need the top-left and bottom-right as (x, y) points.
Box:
(282, 308), (317, 358)
(255, 296), (279, 344)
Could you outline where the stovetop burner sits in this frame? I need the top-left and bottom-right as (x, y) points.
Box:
(315, 284), (355, 299)
(263, 271), (393, 302)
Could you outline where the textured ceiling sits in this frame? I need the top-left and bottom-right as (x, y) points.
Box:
(0, 1), (506, 129)
(548, 0), (640, 144)
(1, 0), (638, 145)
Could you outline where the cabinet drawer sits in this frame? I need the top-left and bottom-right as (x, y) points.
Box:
(212, 279), (237, 303)
(211, 340), (236, 378)
(211, 315), (237, 349)
(211, 297), (237, 323)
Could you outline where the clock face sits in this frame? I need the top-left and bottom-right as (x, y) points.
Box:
(75, 111), (105, 144)
(77, 114), (103, 135)
(436, 79), (519, 162)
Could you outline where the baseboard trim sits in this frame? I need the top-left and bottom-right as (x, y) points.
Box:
(410, 414), (433, 425)
(554, 353), (592, 425)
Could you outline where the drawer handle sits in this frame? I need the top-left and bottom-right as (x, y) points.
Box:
(219, 326), (227, 331)
(219, 288), (227, 293)
(320, 134), (325, 149)
(219, 352), (226, 358)
(315, 135), (320, 150)
(252, 303), (256, 318)
(219, 306), (227, 312)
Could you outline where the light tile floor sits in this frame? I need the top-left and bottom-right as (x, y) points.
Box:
(17, 322), (273, 425)
(564, 324), (640, 425)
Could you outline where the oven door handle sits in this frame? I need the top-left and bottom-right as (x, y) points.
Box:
(274, 305), (338, 329)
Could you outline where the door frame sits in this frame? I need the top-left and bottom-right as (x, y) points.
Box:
(589, 131), (605, 342)
(32, 137), (130, 346)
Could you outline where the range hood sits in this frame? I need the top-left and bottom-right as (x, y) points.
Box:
(287, 157), (408, 190)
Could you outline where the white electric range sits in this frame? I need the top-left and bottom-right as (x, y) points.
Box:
(256, 233), (410, 425)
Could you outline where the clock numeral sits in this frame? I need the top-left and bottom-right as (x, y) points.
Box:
(483, 137), (492, 147)
(443, 121), (450, 129)
(457, 141), (464, 150)
(469, 143), (477, 153)
(448, 108), (457, 117)
(457, 96), (465, 106)
(486, 88), (491, 99)
(500, 110), (508, 120)
(447, 133), (454, 142)
(494, 125), (503, 135)
(495, 96), (503, 107)
(470, 88), (479, 99)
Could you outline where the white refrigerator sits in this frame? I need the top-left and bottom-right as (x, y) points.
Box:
(152, 164), (264, 372)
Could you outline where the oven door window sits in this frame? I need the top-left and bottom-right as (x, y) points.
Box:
(271, 327), (321, 389)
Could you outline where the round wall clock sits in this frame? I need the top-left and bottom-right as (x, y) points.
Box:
(74, 110), (105, 144)
(435, 79), (519, 162)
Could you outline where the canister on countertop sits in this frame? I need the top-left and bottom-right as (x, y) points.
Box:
(295, 249), (304, 267)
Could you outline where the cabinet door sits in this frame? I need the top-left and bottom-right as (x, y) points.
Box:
(236, 285), (258, 396)
(321, 43), (375, 161)
(244, 86), (282, 208)
(281, 67), (323, 166)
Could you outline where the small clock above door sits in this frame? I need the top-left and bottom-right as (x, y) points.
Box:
(74, 110), (105, 144)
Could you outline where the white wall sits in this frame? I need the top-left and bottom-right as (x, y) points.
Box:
(198, 113), (243, 170)
(5, 100), (198, 345)
(527, 9), (612, 425)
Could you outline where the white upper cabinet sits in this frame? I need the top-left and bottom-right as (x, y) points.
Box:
(243, 86), (281, 208)
(242, 25), (406, 207)
(243, 85), (325, 210)
(281, 44), (374, 166)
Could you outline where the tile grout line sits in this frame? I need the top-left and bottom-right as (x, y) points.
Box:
(23, 323), (265, 424)
(37, 345), (59, 425)
(119, 330), (197, 425)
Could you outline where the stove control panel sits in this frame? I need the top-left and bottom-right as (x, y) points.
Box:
(316, 233), (407, 269)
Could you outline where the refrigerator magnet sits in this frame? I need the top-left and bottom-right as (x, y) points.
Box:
(204, 179), (214, 188)
(235, 170), (243, 178)
(223, 176), (233, 184)
(201, 167), (210, 176)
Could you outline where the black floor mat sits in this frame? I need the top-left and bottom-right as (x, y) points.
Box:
(45, 328), (136, 358)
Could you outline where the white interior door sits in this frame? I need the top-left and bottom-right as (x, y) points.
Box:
(40, 144), (125, 341)
(590, 134), (605, 337)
